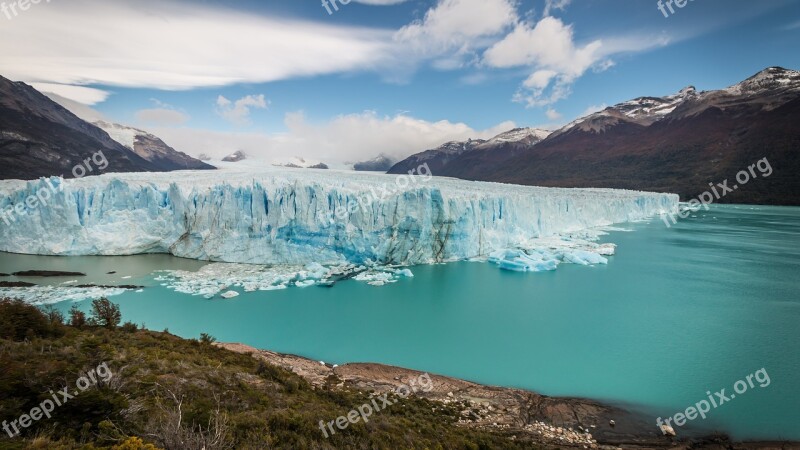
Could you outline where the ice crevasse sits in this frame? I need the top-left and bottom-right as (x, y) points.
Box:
(0, 167), (679, 268)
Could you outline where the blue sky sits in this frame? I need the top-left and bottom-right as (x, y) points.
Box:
(1, 0), (799, 163)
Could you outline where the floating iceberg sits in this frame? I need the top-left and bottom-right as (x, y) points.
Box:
(488, 249), (560, 272)
(0, 167), (678, 270)
(0, 285), (127, 305)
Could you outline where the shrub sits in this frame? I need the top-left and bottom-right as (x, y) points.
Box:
(90, 297), (122, 329)
(112, 436), (161, 450)
(69, 305), (87, 329)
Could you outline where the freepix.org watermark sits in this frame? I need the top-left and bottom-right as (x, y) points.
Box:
(321, 0), (351, 15)
(657, 0), (695, 18)
(656, 368), (770, 435)
(0, 150), (108, 227)
(2, 362), (113, 438)
(1, 0), (50, 21)
(318, 372), (433, 438)
(316, 162), (433, 226)
(662, 157), (773, 227)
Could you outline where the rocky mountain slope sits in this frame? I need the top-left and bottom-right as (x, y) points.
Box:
(388, 128), (551, 176)
(93, 121), (214, 171)
(0, 76), (160, 179)
(0, 76), (212, 180)
(222, 150), (247, 162)
(354, 154), (396, 171)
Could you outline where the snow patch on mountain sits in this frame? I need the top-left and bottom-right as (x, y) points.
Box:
(222, 150), (247, 162)
(94, 121), (140, 149)
(726, 67), (800, 96)
(477, 127), (551, 148)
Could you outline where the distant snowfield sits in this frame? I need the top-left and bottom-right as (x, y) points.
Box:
(0, 166), (678, 300)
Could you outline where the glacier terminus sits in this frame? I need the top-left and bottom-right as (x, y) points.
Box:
(0, 166), (678, 298)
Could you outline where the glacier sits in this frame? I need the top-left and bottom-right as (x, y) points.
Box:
(0, 166), (678, 297)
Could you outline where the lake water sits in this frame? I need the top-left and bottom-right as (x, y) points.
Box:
(2, 204), (798, 440)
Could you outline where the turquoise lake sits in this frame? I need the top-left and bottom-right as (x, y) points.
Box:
(2, 204), (799, 440)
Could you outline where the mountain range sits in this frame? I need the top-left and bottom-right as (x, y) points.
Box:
(389, 127), (551, 177)
(272, 156), (329, 169)
(389, 67), (800, 205)
(0, 75), (212, 180)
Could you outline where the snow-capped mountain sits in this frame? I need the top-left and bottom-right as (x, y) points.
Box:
(421, 67), (800, 205)
(222, 150), (247, 162)
(477, 127), (551, 147)
(554, 87), (700, 138)
(272, 156), (328, 169)
(387, 128), (550, 175)
(725, 66), (800, 97)
(353, 154), (396, 171)
(93, 121), (213, 171)
(387, 139), (485, 174)
(555, 67), (800, 138)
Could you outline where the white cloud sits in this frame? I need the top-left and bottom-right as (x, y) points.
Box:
(782, 20), (800, 30)
(483, 17), (604, 75)
(484, 16), (670, 107)
(394, 0), (517, 56)
(579, 103), (608, 117)
(352, 0), (409, 4)
(146, 111), (515, 164)
(542, 0), (571, 17)
(134, 99), (190, 125)
(545, 108), (562, 121)
(215, 95), (269, 126)
(41, 92), (107, 122)
(135, 108), (190, 126)
(6, 0), (678, 122)
(0, 0), (392, 91)
(29, 83), (110, 105)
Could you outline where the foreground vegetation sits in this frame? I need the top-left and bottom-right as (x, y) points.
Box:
(0, 298), (532, 449)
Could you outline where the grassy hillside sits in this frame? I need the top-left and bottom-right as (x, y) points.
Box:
(0, 298), (533, 450)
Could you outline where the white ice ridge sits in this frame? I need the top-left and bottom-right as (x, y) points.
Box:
(0, 167), (678, 266)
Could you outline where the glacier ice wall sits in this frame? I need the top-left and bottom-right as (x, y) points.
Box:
(0, 168), (679, 265)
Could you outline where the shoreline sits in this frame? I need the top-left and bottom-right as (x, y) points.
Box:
(219, 343), (799, 449)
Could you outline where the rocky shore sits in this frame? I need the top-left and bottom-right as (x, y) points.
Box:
(219, 343), (800, 449)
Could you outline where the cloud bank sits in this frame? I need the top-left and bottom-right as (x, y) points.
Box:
(147, 111), (515, 164)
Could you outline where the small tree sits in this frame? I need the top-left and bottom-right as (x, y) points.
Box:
(90, 298), (122, 329)
(41, 305), (65, 325)
(199, 333), (217, 345)
(69, 305), (87, 329)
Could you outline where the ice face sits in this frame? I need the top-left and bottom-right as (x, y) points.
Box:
(0, 166), (678, 266)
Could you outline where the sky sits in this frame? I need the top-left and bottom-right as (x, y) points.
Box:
(1, 0), (799, 164)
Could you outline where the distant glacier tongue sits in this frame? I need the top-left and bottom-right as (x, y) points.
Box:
(0, 168), (678, 265)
